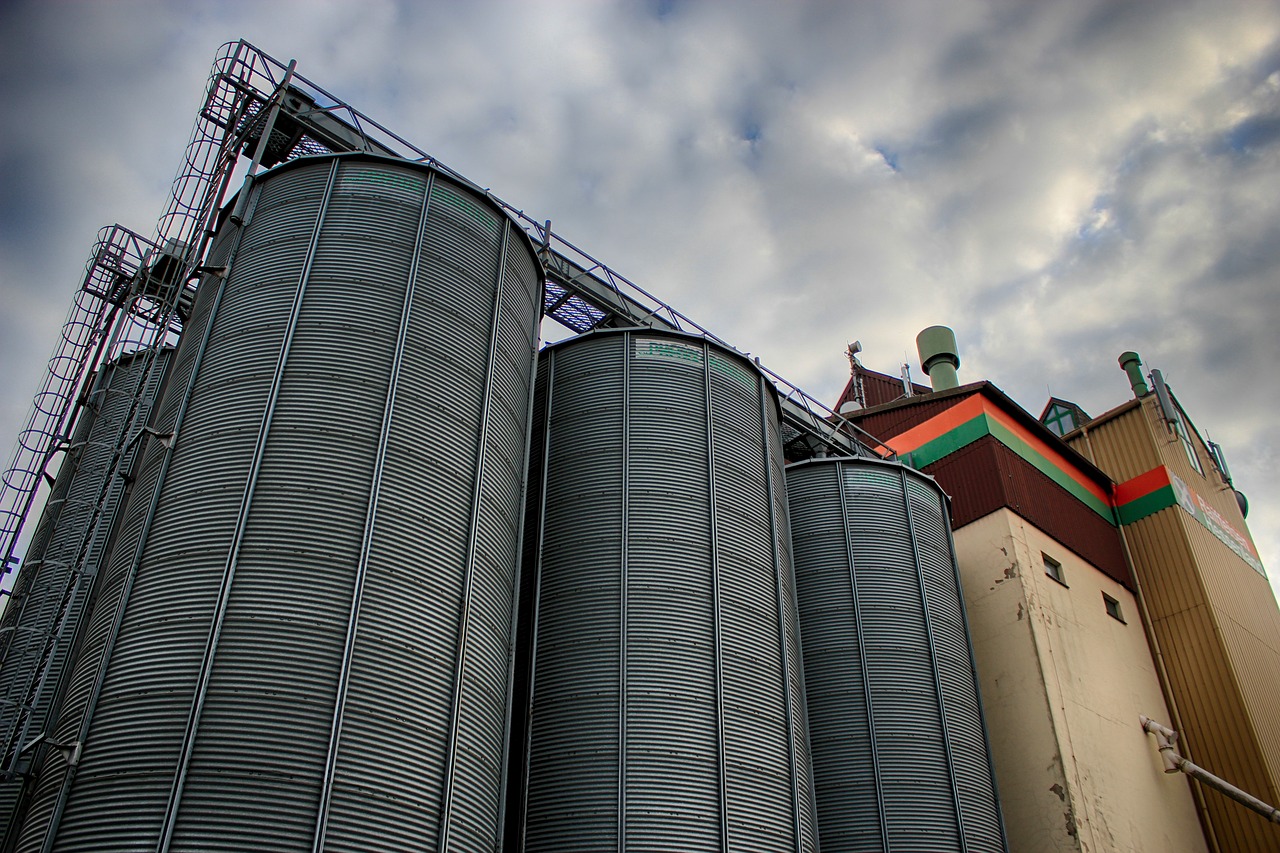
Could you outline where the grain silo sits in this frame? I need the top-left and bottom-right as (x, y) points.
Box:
(13, 153), (543, 853)
(513, 328), (817, 852)
(786, 457), (1006, 852)
(0, 347), (171, 840)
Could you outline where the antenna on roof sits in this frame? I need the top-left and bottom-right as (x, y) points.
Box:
(839, 341), (866, 413)
(900, 362), (914, 397)
(1150, 368), (1179, 427)
(846, 340), (862, 367)
(1206, 434), (1233, 484)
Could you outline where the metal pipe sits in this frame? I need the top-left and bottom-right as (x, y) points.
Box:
(1119, 352), (1149, 398)
(1141, 716), (1280, 825)
(703, 341), (725, 851)
(916, 326), (961, 392)
(620, 330), (632, 853)
(1098, 420), (1222, 852)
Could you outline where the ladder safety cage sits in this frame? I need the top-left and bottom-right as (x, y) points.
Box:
(3, 37), (892, 593)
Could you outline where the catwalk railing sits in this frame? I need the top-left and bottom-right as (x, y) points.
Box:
(0, 39), (891, 585)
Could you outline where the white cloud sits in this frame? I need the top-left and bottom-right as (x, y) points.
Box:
(1, 0), (1279, 608)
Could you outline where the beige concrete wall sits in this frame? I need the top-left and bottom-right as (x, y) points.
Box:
(954, 509), (1208, 853)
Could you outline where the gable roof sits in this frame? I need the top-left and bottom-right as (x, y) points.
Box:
(834, 360), (930, 412)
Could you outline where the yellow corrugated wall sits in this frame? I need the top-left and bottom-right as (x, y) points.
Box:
(1074, 396), (1280, 852)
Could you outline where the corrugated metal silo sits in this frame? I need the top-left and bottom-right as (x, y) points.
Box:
(786, 457), (1006, 852)
(0, 347), (171, 839)
(15, 153), (543, 853)
(515, 328), (817, 852)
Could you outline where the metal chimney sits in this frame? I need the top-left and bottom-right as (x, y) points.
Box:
(916, 326), (961, 392)
(1119, 351), (1149, 398)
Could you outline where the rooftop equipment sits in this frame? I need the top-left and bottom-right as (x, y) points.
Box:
(1150, 368), (1180, 426)
(916, 326), (961, 392)
(1119, 351), (1150, 398)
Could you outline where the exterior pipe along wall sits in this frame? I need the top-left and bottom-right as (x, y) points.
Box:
(1141, 716), (1280, 825)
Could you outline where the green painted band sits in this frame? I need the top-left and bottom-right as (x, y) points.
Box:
(905, 412), (1115, 524)
(1116, 485), (1176, 524)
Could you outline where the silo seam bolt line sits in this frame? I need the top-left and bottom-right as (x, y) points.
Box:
(902, 466), (970, 852)
(518, 350), (554, 850)
(618, 332), (631, 853)
(703, 338), (728, 852)
(501, 276), (544, 849)
(760, 370), (803, 852)
(156, 156), (338, 853)
(312, 168), (435, 852)
(837, 462), (889, 848)
(437, 217), (511, 853)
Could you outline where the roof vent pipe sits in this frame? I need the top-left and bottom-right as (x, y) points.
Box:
(1119, 351), (1149, 398)
(915, 326), (961, 392)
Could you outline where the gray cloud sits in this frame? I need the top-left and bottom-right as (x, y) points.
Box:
(2, 0), (1279, 600)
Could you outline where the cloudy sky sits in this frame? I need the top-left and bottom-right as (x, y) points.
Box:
(1, 0), (1278, 600)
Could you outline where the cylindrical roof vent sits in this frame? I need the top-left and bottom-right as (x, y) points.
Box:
(514, 328), (817, 852)
(1119, 351), (1149, 398)
(787, 457), (1007, 852)
(916, 326), (961, 392)
(17, 154), (543, 853)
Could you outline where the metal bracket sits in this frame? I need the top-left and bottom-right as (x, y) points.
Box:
(142, 427), (176, 450)
(195, 265), (229, 279)
(17, 733), (81, 768)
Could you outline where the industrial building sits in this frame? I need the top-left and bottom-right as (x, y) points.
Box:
(0, 42), (1007, 852)
(1065, 355), (1280, 852)
(833, 330), (1280, 852)
(0, 38), (1272, 853)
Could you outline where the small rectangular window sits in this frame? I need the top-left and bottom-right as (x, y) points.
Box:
(1103, 593), (1125, 623)
(1043, 553), (1066, 587)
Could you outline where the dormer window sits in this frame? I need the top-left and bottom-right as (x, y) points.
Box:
(1039, 398), (1091, 437)
(1044, 405), (1077, 436)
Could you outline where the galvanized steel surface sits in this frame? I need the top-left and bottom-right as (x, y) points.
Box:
(15, 154), (542, 852)
(11, 217), (248, 853)
(0, 349), (171, 841)
(518, 329), (817, 852)
(787, 458), (1006, 853)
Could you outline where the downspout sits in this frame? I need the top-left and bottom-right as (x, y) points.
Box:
(1141, 717), (1280, 825)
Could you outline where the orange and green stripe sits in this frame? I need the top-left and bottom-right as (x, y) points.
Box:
(1115, 466), (1265, 573)
(1114, 466), (1176, 524)
(873, 391), (1265, 573)
(884, 394), (1114, 522)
